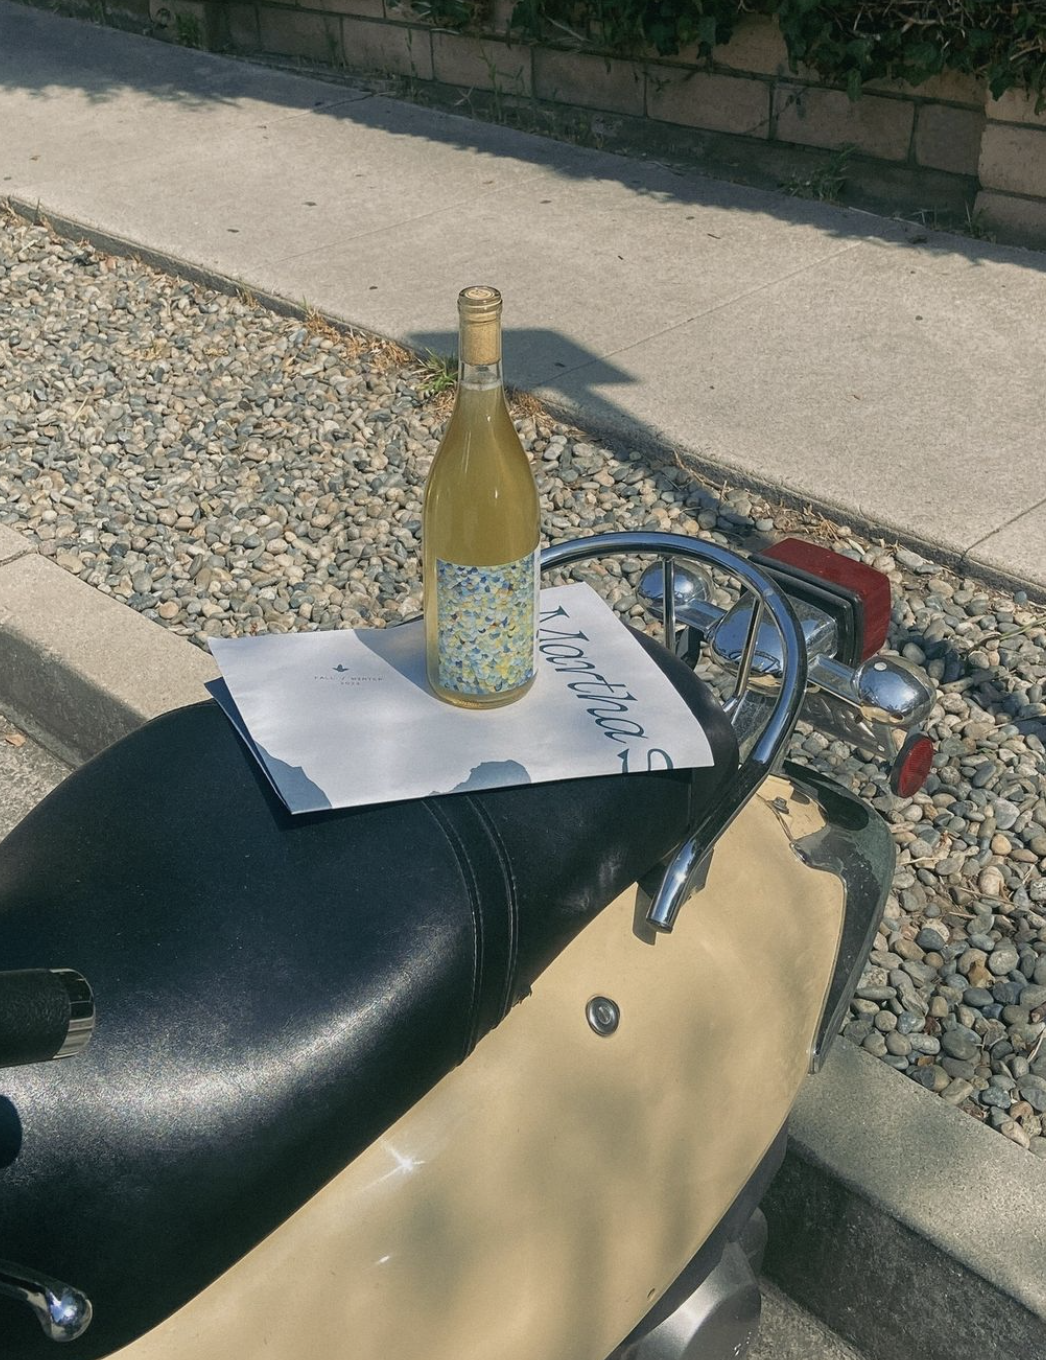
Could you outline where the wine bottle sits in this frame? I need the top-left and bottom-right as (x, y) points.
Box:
(422, 286), (541, 708)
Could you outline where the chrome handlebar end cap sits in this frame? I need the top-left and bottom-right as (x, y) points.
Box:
(0, 1262), (93, 1343)
(42, 1280), (93, 1343)
(51, 970), (95, 1061)
(854, 655), (936, 728)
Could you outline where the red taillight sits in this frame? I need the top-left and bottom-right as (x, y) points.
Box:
(750, 537), (892, 664)
(890, 733), (934, 798)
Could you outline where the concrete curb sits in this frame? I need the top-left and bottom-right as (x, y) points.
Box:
(0, 525), (216, 765)
(1, 521), (1042, 1360)
(764, 1042), (1046, 1360)
(5, 196), (328, 333)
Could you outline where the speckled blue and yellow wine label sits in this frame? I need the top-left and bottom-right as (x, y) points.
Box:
(435, 552), (537, 696)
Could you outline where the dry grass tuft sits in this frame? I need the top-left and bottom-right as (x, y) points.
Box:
(301, 306), (416, 374)
(506, 386), (547, 420)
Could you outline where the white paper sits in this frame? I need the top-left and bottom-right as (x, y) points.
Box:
(208, 584), (713, 814)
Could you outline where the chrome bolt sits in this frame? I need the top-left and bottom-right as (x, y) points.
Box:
(586, 996), (620, 1036)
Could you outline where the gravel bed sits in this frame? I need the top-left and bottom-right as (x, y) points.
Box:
(3, 210), (1046, 1152)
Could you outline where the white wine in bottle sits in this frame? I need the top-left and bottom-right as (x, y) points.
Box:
(422, 286), (541, 708)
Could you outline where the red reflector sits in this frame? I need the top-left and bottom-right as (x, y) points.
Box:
(890, 733), (934, 799)
(759, 538), (892, 661)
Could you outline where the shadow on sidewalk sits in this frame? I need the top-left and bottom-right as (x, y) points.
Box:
(409, 327), (657, 449)
(3, 0), (1044, 278)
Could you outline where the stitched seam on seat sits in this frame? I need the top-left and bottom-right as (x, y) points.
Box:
(469, 798), (520, 1025)
(420, 798), (482, 1066)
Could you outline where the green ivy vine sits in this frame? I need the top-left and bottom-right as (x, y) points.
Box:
(772, 1), (1046, 102)
(408, 1), (1046, 102)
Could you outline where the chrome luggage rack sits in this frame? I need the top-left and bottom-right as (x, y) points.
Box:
(542, 532), (808, 934)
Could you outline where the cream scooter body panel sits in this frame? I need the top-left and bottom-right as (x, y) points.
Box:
(106, 776), (843, 1360)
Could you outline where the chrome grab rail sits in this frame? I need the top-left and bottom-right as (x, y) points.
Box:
(541, 533), (807, 932)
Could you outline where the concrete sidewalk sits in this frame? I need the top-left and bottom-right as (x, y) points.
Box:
(2, 0), (1044, 594)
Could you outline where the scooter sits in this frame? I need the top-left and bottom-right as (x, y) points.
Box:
(0, 530), (936, 1360)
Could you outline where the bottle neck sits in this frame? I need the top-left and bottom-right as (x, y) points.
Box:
(457, 300), (502, 395)
(458, 357), (504, 393)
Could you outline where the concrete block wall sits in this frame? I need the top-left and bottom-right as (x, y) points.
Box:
(975, 89), (1046, 247)
(135, 3), (1046, 245)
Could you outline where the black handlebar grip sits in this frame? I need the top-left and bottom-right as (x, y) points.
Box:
(0, 969), (95, 1068)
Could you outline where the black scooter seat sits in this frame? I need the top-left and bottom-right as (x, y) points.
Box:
(0, 630), (737, 1359)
